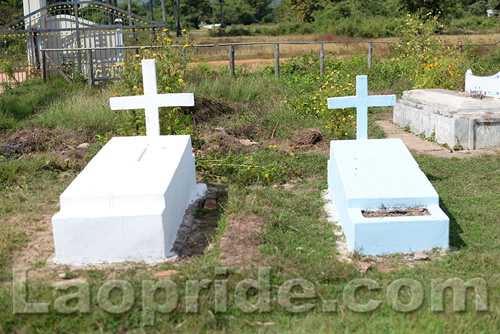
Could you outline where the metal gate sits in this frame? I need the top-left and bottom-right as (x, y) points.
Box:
(0, 0), (167, 85)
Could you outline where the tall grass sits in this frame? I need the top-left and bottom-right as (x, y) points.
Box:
(185, 73), (281, 104)
(28, 87), (124, 134)
(0, 77), (74, 131)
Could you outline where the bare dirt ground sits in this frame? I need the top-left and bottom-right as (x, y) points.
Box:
(362, 207), (430, 218)
(219, 213), (267, 269)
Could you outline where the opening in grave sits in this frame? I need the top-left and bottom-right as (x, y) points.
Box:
(362, 207), (430, 218)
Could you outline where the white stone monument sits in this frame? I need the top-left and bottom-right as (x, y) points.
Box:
(327, 76), (449, 255)
(465, 69), (500, 97)
(393, 69), (500, 150)
(394, 88), (500, 150)
(52, 59), (206, 265)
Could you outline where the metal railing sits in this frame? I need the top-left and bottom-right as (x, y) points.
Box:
(5, 39), (498, 86)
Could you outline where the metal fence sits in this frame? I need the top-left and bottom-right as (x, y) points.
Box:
(0, 0), (166, 86)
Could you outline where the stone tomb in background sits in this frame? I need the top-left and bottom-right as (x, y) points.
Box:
(51, 59), (206, 265)
(394, 70), (500, 150)
(327, 76), (449, 255)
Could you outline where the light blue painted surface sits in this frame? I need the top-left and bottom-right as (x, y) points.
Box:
(327, 76), (396, 140)
(328, 138), (449, 255)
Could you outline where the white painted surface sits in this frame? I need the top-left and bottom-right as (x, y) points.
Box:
(52, 135), (207, 265)
(327, 75), (396, 140)
(394, 89), (500, 149)
(110, 59), (194, 136)
(23, 0), (45, 17)
(22, 2), (124, 71)
(465, 68), (500, 97)
(328, 138), (449, 255)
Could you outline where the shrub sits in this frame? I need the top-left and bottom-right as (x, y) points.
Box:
(313, 2), (351, 24)
(469, 1), (487, 16)
(391, 13), (468, 90)
(111, 29), (194, 136)
(212, 27), (252, 37)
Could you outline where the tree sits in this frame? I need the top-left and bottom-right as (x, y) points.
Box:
(172, 0), (183, 36)
(0, 5), (19, 26)
(469, 0), (486, 16)
(0, 0), (22, 10)
(160, 0), (166, 22)
(247, 0), (272, 22)
(224, 0), (257, 24)
(220, 0), (224, 27)
(179, 0), (211, 28)
(118, 0), (148, 18)
(149, 0), (154, 21)
(289, 0), (331, 22)
(399, 0), (459, 17)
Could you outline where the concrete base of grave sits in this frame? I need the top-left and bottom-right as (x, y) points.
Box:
(394, 89), (500, 149)
(52, 135), (206, 265)
(328, 138), (449, 255)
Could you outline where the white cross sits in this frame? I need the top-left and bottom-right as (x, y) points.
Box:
(109, 59), (194, 136)
(327, 75), (396, 140)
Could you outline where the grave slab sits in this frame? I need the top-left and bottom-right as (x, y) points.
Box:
(327, 75), (449, 255)
(394, 89), (500, 149)
(328, 138), (449, 255)
(52, 136), (206, 264)
(52, 59), (205, 265)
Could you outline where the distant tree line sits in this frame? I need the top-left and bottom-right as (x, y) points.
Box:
(1, 0), (498, 31)
(281, 0), (499, 23)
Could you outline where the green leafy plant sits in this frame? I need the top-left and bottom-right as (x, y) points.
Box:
(197, 147), (303, 186)
(392, 13), (468, 90)
(111, 30), (195, 136)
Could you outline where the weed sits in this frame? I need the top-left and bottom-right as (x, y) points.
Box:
(111, 31), (195, 136)
(454, 138), (464, 151)
(197, 148), (305, 186)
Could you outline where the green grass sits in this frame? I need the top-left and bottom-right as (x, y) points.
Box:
(1, 153), (500, 332)
(2, 46), (500, 332)
(28, 87), (125, 134)
(0, 77), (124, 135)
(0, 77), (78, 130)
(0, 157), (75, 281)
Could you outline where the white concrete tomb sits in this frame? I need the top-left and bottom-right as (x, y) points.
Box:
(327, 76), (449, 255)
(52, 59), (206, 265)
(394, 89), (500, 149)
(465, 68), (500, 97)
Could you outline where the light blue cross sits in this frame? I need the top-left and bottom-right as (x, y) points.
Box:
(327, 75), (396, 140)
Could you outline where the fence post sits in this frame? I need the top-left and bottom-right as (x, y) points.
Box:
(229, 45), (235, 77)
(40, 50), (46, 82)
(320, 42), (325, 75)
(74, 0), (82, 73)
(459, 41), (463, 54)
(86, 49), (93, 87)
(274, 43), (279, 78)
(368, 42), (373, 68)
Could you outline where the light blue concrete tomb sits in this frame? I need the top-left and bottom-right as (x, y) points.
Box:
(327, 76), (449, 255)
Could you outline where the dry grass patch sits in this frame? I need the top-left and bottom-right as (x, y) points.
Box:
(219, 213), (268, 269)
